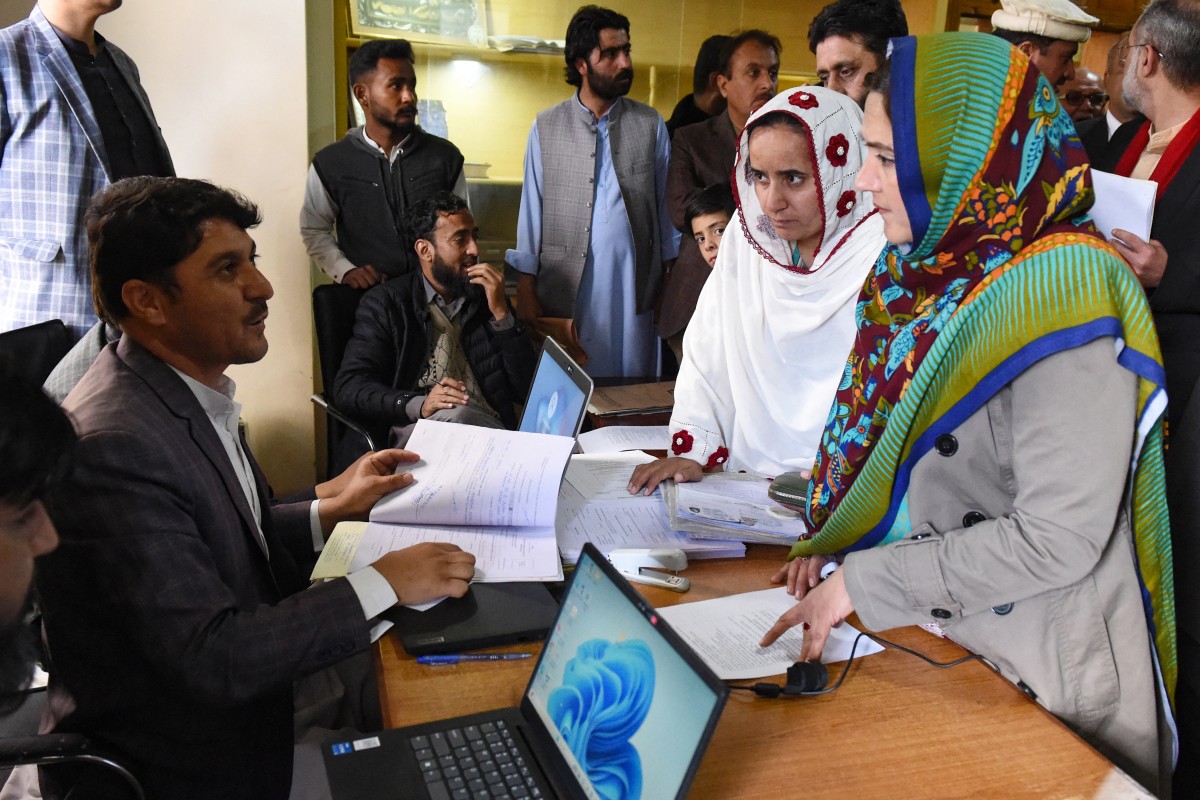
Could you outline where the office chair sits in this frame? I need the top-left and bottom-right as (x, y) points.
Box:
(0, 320), (74, 386)
(311, 284), (377, 480)
(0, 734), (145, 799)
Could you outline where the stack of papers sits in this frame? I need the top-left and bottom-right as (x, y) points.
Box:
(313, 420), (572, 582)
(555, 451), (743, 564)
(664, 473), (806, 545)
(556, 497), (744, 565)
(576, 425), (669, 454)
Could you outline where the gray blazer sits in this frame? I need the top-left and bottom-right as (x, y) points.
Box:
(842, 337), (1171, 794)
(39, 338), (370, 800)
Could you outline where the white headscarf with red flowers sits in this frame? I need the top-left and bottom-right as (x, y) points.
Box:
(667, 87), (886, 476)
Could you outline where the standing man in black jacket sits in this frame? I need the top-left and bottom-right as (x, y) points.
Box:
(301, 39), (466, 289)
(334, 192), (535, 447)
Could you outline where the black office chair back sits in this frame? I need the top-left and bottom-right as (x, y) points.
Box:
(311, 284), (378, 478)
(0, 320), (74, 386)
(313, 284), (363, 393)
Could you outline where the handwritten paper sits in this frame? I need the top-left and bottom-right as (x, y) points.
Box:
(565, 452), (657, 500)
(658, 587), (883, 680)
(352, 522), (562, 582)
(371, 420), (574, 527)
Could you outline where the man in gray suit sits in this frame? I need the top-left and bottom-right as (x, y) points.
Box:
(37, 177), (475, 800)
(508, 5), (679, 378)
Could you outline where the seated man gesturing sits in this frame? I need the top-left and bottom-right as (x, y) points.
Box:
(335, 191), (536, 447)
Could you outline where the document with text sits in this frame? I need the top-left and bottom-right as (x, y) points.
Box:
(370, 420), (575, 527)
(556, 498), (744, 565)
(310, 520), (562, 583)
(564, 451), (657, 500)
(576, 425), (669, 454)
(658, 587), (883, 680)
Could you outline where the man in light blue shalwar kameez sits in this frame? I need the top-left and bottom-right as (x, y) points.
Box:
(506, 6), (679, 378)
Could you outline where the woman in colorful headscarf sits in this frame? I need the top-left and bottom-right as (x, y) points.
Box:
(760, 33), (1175, 791)
(628, 88), (886, 493)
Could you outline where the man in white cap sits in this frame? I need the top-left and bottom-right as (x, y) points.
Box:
(990, 0), (1099, 87)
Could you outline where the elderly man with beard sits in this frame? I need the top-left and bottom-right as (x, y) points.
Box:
(509, 5), (679, 378)
(0, 368), (67, 717)
(1094, 2), (1200, 792)
(334, 192), (536, 447)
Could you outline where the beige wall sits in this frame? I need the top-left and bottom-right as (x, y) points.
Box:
(0, 1), (34, 29)
(99, 0), (330, 494)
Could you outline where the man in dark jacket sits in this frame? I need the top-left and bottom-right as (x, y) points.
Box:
(334, 192), (535, 446)
(300, 39), (466, 289)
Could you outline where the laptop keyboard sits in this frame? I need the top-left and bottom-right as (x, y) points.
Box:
(410, 719), (546, 800)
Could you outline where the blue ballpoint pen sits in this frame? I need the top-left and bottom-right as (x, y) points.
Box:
(417, 653), (533, 665)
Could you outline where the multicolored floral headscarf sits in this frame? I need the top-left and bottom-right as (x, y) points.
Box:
(793, 33), (1176, 701)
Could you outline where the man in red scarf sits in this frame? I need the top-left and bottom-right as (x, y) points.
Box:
(1098, 1), (1200, 795)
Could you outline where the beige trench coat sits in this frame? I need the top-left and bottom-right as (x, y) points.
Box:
(842, 337), (1173, 796)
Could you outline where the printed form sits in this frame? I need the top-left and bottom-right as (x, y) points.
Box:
(658, 587), (883, 680)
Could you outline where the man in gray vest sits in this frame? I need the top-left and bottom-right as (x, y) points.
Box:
(508, 5), (680, 377)
(301, 39), (466, 289)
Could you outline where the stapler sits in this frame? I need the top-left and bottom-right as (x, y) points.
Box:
(607, 548), (691, 592)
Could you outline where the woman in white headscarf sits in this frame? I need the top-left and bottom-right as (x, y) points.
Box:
(629, 87), (887, 493)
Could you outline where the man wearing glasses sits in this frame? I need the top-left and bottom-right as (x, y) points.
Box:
(1076, 34), (1145, 162)
(1058, 67), (1106, 122)
(1097, 1), (1200, 795)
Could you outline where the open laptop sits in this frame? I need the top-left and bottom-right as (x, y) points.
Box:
(518, 337), (593, 440)
(323, 543), (728, 800)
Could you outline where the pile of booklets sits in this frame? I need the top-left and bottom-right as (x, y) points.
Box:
(663, 473), (806, 546)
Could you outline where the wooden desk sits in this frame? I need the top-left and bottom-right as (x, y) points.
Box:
(375, 547), (1150, 798)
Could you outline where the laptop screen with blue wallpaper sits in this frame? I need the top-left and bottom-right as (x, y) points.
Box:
(518, 337), (592, 439)
(523, 547), (725, 799)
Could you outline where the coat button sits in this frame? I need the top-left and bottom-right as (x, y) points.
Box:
(934, 434), (958, 456)
(992, 602), (1014, 615)
(931, 608), (952, 619)
(962, 511), (986, 527)
(912, 532), (930, 541)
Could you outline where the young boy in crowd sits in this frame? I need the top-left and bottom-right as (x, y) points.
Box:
(686, 183), (735, 267)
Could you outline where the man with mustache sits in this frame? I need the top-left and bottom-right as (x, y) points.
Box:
(990, 0), (1098, 89)
(36, 177), (476, 799)
(334, 192), (536, 448)
(509, 5), (680, 378)
(808, 0), (907, 106)
(301, 39), (466, 289)
(658, 30), (782, 364)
